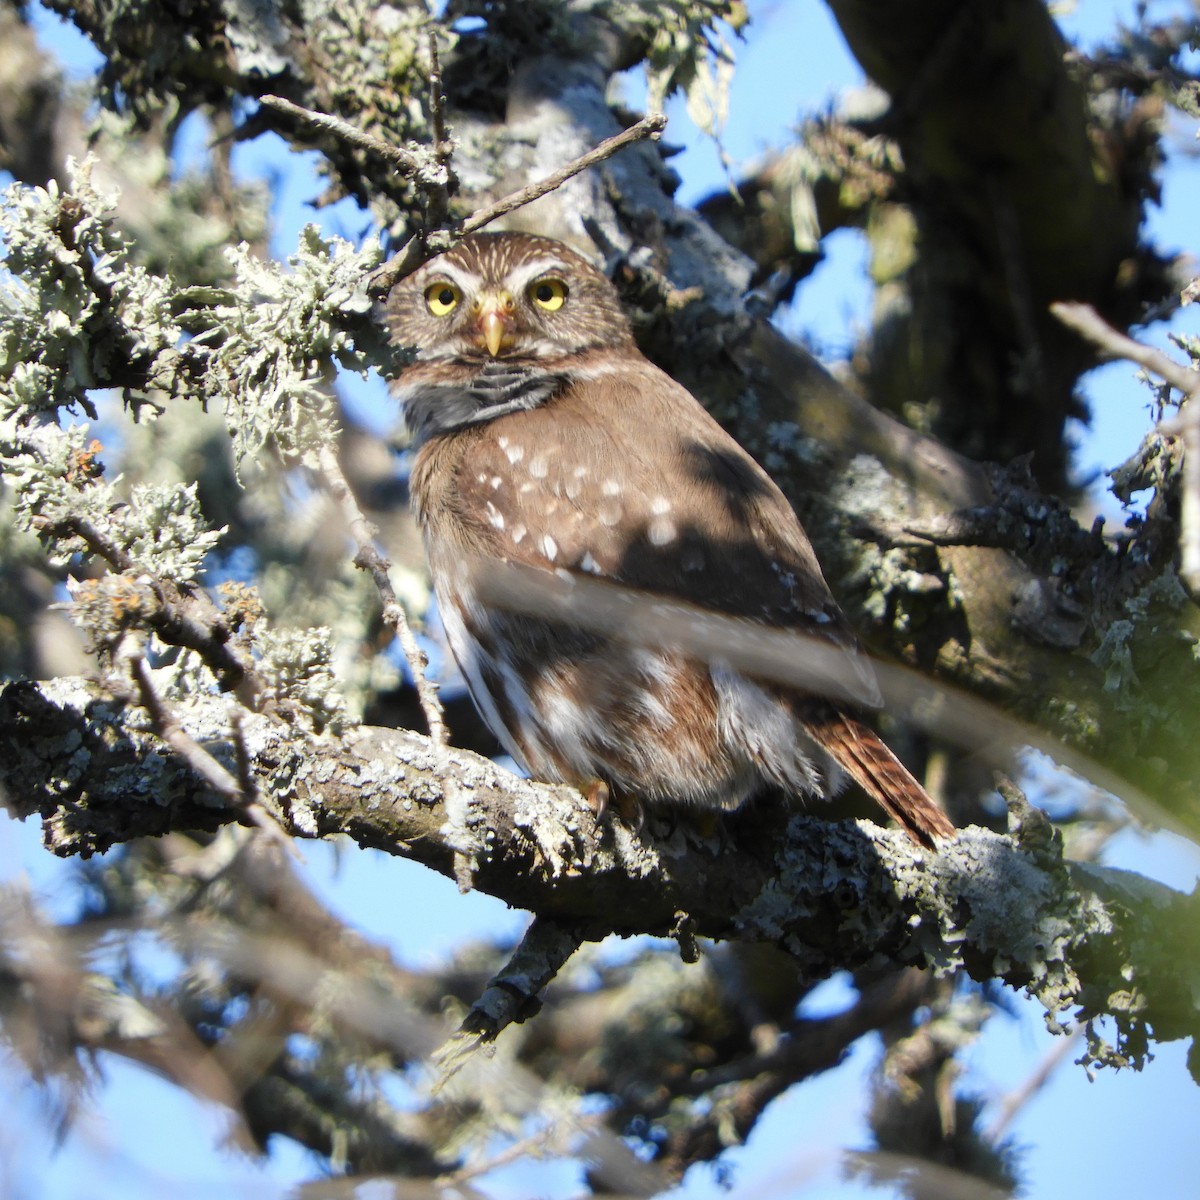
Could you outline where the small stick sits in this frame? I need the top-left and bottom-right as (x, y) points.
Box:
(314, 443), (447, 746)
(432, 916), (585, 1085)
(423, 30), (456, 229)
(985, 1024), (1083, 1142)
(123, 655), (297, 853)
(259, 94), (430, 176)
(59, 514), (268, 708)
(369, 112), (668, 297)
(1050, 300), (1200, 399)
(1051, 300), (1200, 598)
(458, 111), (667, 237)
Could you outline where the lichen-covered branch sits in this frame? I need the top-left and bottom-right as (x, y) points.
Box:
(2, 676), (1195, 1079)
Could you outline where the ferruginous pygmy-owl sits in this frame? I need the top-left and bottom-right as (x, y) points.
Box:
(387, 231), (954, 845)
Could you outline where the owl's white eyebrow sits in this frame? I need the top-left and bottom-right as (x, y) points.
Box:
(424, 262), (479, 290)
(507, 258), (571, 290)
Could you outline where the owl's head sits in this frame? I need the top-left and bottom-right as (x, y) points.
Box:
(386, 232), (636, 363)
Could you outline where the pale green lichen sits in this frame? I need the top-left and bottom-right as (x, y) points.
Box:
(621, 0), (746, 131)
(0, 158), (180, 420)
(253, 624), (352, 735)
(0, 422), (224, 579)
(179, 224), (385, 478)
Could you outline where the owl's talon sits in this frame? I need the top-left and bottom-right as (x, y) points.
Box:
(583, 779), (610, 820)
(614, 791), (645, 833)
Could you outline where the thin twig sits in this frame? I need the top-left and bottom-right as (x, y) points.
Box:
(432, 917), (585, 1086)
(369, 111), (668, 297)
(437, 1115), (599, 1190)
(984, 1024), (1083, 1143)
(127, 655), (241, 799)
(423, 29), (455, 229)
(470, 554), (1185, 835)
(1169, 409), (1200, 599)
(459, 111), (667, 237)
(123, 655), (297, 853)
(1050, 300), (1200, 400)
(59, 515), (268, 708)
(258, 94), (431, 176)
(1051, 300), (1200, 598)
(313, 443), (447, 746)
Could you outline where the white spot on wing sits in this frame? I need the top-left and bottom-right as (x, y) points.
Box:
(511, 523), (527, 544)
(541, 534), (558, 561)
(601, 479), (621, 496)
(651, 496), (672, 515)
(490, 476), (502, 490)
(485, 501), (505, 531)
(648, 517), (676, 546)
(580, 551), (602, 575)
(598, 500), (622, 527)
(529, 457), (548, 478)
(505, 443), (525, 464)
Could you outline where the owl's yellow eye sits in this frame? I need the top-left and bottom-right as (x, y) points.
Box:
(424, 282), (461, 316)
(529, 277), (568, 312)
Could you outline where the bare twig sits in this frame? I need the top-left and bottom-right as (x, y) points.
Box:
(459, 112), (667, 237)
(423, 29), (455, 229)
(313, 443), (447, 746)
(1171, 412), (1200, 600)
(59, 514), (268, 708)
(258, 95), (435, 177)
(369, 112), (668, 297)
(435, 1119), (589, 1191)
(471, 554), (1185, 836)
(122, 654), (296, 852)
(985, 1024), (1083, 1142)
(1051, 300), (1200, 598)
(1051, 300), (1200, 400)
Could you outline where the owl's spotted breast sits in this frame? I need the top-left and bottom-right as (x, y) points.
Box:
(389, 231), (955, 845)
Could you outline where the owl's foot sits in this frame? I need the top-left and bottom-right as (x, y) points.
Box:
(581, 779), (645, 833)
(583, 779), (610, 819)
(613, 790), (646, 833)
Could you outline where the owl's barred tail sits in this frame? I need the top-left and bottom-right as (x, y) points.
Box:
(809, 709), (956, 847)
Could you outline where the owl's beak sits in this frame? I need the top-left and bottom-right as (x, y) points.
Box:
(472, 289), (515, 357)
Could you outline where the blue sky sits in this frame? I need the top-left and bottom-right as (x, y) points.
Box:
(3, 2), (1200, 1198)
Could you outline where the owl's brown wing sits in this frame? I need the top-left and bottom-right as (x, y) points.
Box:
(412, 353), (953, 843)
(419, 354), (881, 710)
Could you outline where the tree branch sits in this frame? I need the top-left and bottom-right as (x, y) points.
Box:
(434, 916), (585, 1084)
(3, 676), (1196, 1079)
(258, 95), (435, 177)
(1051, 301), (1200, 401)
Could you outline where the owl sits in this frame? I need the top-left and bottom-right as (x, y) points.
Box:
(387, 231), (954, 845)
